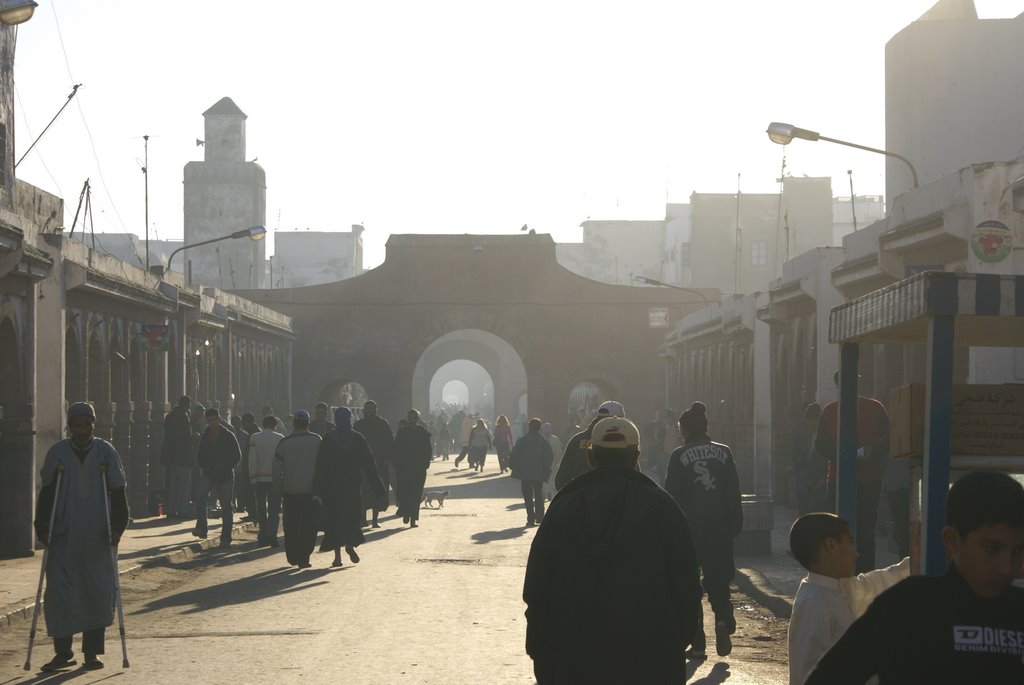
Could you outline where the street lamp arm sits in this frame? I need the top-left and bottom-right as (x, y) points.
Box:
(634, 276), (709, 306)
(818, 135), (919, 188)
(166, 225), (266, 274)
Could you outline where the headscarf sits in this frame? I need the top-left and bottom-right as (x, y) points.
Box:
(329, 406), (355, 448)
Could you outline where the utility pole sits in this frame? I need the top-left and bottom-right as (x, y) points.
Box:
(734, 173), (742, 294)
(143, 135), (150, 270)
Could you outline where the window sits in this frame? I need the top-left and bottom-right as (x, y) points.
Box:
(750, 239), (768, 267)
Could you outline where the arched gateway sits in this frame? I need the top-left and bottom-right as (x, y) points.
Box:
(236, 234), (716, 427)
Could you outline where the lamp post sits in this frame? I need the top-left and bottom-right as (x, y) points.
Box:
(766, 122), (919, 188)
(166, 225), (267, 277)
(633, 275), (709, 306)
(0, 0), (37, 25)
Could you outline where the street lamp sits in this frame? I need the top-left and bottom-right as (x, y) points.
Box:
(633, 275), (709, 306)
(766, 121), (919, 188)
(0, 0), (37, 25)
(165, 225), (266, 275)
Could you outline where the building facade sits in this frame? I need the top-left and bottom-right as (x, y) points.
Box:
(885, 0), (1024, 200)
(272, 225), (364, 288)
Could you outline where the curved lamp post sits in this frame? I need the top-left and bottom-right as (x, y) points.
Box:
(766, 121), (919, 188)
(0, 0), (37, 25)
(633, 275), (709, 306)
(166, 225), (267, 275)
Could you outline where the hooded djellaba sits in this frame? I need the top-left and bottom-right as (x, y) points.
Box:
(313, 407), (385, 563)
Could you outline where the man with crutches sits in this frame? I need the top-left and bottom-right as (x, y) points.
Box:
(29, 402), (129, 672)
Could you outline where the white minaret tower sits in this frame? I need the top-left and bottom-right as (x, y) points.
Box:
(183, 97), (267, 288)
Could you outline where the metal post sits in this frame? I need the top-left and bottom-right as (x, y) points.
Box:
(143, 135), (150, 271)
(922, 314), (955, 576)
(837, 343), (860, 533)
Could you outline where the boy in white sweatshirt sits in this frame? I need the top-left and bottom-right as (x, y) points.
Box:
(787, 512), (916, 685)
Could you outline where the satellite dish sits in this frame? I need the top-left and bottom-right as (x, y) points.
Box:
(196, 139), (205, 147)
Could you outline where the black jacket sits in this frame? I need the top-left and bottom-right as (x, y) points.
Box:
(806, 566), (1024, 684)
(553, 418), (600, 491)
(162, 407), (195, 467)
(523, 467), (701, 684)
(509, 431), (554, 482)
(664, 436), (743, 538)
(353, 415), (394, 465)
(197, 426), (241, 483)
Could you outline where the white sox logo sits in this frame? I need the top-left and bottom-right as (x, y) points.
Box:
(693, 460), (715, 491)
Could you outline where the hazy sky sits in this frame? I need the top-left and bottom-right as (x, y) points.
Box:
(11, 1), (1022, 268)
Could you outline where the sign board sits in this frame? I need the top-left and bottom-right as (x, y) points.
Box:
(648, 307), (670, 328)
(890, 383), (1024, 457)
(970, 220), (1013, 263)
(138, 324), (170, 352)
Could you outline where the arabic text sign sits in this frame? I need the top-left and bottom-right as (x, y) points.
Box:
(951, 385), (1024, 456)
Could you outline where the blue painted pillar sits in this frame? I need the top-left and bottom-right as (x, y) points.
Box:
(922, 314), (955, 576)
(837, 343), (860, 534)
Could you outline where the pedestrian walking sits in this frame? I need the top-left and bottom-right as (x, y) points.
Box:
(789, 402), (822, 516)
(249, 416), (284, 547)
(540, 423), (562, 500)
(467, 418), (492, 471)
(553, 400), (625, 490)
(313, 407), (385, 566)
(193, 408), (241, 547)
(393, 409), (433, 527)
(32, 402), (129, 672)
(453, 411), (474, 467)
(353, 400), (394, 528)
(273, 410), (322, 568)
(309, 402), (335, 437)
(664, 401), (743, 659)
(523, 416), (701, 683)
(234, 413), (259, 521)
(814, 371), (890, 572)
(434, 413), (451, 460)
(508, 418), (554, 526)
(493, 415), (514, 473)
(162, 395), (195, 518)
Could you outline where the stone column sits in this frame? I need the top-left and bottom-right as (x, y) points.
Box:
(148, 401), (169, 515)
(94, 400), (116, 443)
(131, 401), (153, 515)
(0, 404), (36, 557)
(113, 401), (145, 514)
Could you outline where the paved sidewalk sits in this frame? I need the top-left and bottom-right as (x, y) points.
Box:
(0, 515), (255, 629)
(735, 504), (900, 618)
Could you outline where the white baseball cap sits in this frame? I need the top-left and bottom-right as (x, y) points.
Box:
(590, 417), (640, 448)
(597, 400), (625, 417)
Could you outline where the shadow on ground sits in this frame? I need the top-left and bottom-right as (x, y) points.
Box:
(132, 564), (336, 616)
(470, 527), (529, 545)
(688, 661), (730, 684)
(1, 669), (126, 685)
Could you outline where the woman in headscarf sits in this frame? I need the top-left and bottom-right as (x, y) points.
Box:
(313, 407), (385, 567)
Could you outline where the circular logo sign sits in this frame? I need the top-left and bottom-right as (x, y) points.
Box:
(970, 220), (1014, 263)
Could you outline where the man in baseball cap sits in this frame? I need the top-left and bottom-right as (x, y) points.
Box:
(524, 416), (701, 682)
(553, 400), (627, 490)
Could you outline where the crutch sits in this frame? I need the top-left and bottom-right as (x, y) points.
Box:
(24, 464), (64, 671)
(101, 464), (130, 668)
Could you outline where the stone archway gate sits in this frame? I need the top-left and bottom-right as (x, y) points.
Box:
(236, 234), (717, 428)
